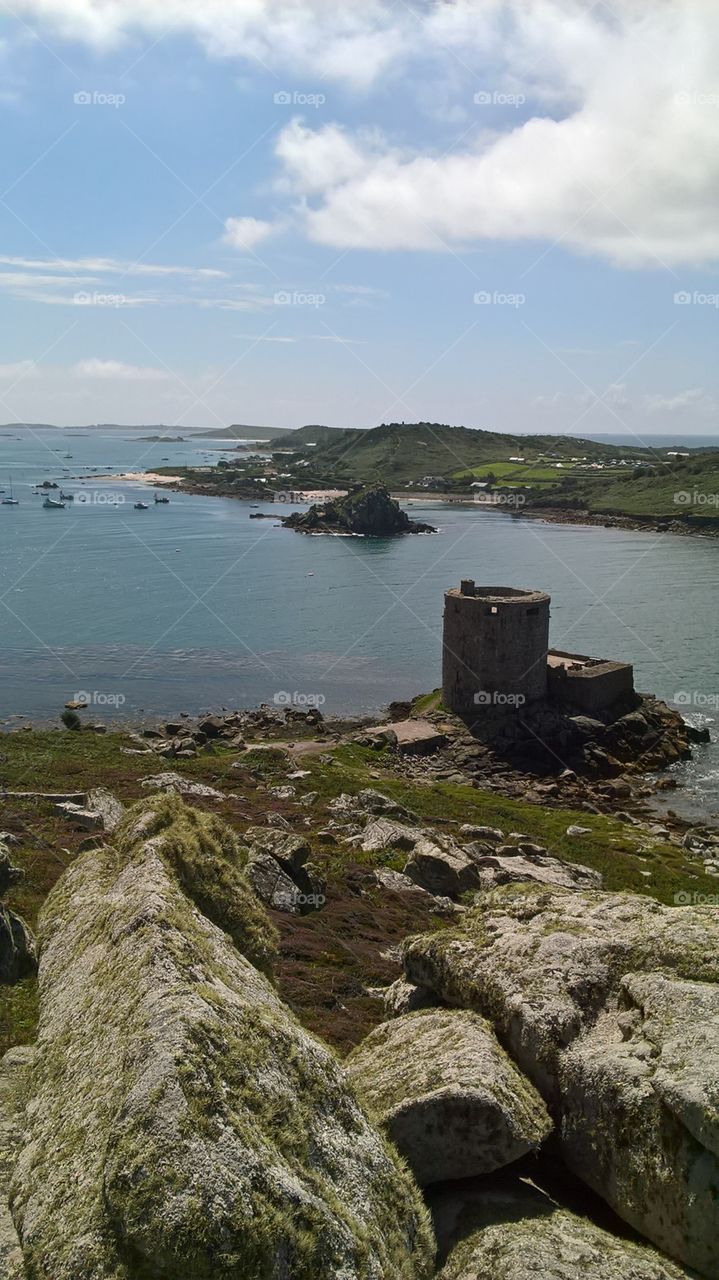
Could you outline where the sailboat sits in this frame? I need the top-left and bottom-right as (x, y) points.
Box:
(1, 481), (19, 505)
(42, 495), (66, 509)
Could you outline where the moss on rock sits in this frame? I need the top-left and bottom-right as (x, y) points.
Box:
(10, 798), (434, 1280)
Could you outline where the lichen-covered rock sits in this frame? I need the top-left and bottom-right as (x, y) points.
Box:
(0, 909), (36, 987)
(86, 787), (125, 832)
(468, 849), (601, 892)
(560, 971), (719, 1279)
(402, 885), (719, 1097)
(404, 839), (481, 898)
(244, 826), (310, 873)
(11, 795), (434, 1280)
(346, 1010), (551, 1185)
(246, 850), (304, 913)
(402, 885), (719, 1276)
(430, 1181), (696, 1280)
(0, 1047), (33, 1280)
(383, 978), (437, 1018)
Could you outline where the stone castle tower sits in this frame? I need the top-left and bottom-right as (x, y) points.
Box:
(442, 581), (551, 715)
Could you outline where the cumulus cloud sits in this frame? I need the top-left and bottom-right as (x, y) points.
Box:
(10, 0), (415, 88)
(10, 2), (719, 267)
(72, 359), (169, 381)
(223, 216), (275, 251)
(272, 4), (719, 268)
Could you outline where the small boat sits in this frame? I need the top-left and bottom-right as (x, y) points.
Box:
(2, 482), (18, 505)
(42, 496), (65, 509)
(59, 491), (74, 501)
(63, 451), (72, 458)
(154, 493), (170, 504)
(249, 503), (259, 508)
(134, 501), (149, 510)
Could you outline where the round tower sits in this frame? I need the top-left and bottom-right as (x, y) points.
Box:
(442, 582), (550, 716)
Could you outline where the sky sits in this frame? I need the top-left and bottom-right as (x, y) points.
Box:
(0, 0), (718, 437)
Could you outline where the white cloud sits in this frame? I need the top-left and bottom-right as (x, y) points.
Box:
(0, 360), (38, 379)
(10, 0), (415, 89)
(644, 388), (716, 415)
(223, 216), (275, 251)
(270, 4), (719, 268)
(0, 255), (226, 279)
(72, 359), (169, 381)
(9, 3), (719, 268)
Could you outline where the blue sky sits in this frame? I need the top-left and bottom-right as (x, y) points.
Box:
(0, 1), (717, 436)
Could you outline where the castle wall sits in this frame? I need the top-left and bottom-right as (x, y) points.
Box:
(547, 649), (634, 714)
(442, 583), (550, 716)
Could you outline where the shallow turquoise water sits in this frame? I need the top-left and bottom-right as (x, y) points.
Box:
(1, 428), (717, 816)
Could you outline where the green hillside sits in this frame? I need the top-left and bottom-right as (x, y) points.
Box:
(530, 454), (719, 524)
(272, 421), (653, 486)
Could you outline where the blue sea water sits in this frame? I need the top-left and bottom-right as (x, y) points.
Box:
(1, 426), (717, 817)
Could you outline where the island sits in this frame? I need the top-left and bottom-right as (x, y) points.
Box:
(281, 483), (436, 536)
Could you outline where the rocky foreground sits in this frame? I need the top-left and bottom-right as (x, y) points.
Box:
(1, 697), (717, 1278)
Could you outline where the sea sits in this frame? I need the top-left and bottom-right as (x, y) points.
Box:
(1, 426), (717, 820)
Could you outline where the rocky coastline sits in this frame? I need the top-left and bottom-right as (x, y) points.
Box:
(1, 688), (717, 1278)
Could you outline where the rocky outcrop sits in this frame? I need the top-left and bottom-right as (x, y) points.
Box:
(401, 885), (719, 1276)
(346, 1010), (552, 1185)
(282, 485), (436, 536)
(430, 1181), (696, 1280)
(11, 796), (433, 1280)
(0, 1047), (33, 1280)
(467, 847), (602, 891)
(0, 845), (36, 987)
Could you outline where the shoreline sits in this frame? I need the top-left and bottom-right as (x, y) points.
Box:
(103, 473), (718, 539)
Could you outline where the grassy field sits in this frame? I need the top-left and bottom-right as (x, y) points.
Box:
(2, 725), (715, 1056)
